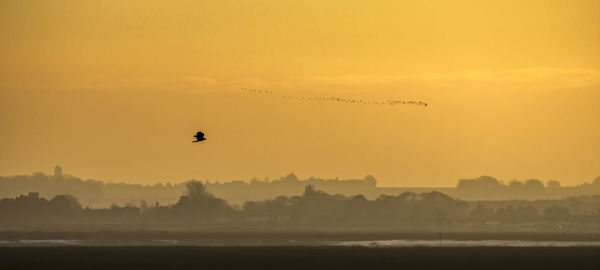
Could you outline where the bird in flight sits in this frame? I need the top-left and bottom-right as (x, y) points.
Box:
(193, 131), (206, 143)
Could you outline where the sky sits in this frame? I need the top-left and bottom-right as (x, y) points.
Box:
(1, 0), (599, 186)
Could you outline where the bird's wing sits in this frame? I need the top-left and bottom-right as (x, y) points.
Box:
(195, 132), (204, 137)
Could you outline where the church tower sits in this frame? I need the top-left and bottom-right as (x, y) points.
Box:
(54, 165), (63, 178)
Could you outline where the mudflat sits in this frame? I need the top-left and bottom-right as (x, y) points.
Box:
(1, 246), (599, 270)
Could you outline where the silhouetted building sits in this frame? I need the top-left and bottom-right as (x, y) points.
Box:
(28, 192), (39, 199)
(54, 166), (62, 178)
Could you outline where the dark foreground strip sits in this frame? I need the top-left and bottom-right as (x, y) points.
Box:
(0, 246), (599, 270)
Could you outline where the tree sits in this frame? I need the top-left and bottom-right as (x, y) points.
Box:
(173, 180), (231, 222)
(457, 176), (503, 200)
(283, 173), (299, 182)
(547, 180), (561, 188)
(186, 180), (211, 200)
(363, 175), (377, 186)
(509, 180), (524, 189)
(469, 204), (494, 223)
(524, 179), (544, 191)
(544, 205), (570, 221)
(49, 195), (81, 210)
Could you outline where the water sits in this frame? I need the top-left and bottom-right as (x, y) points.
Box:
(1, 239), (600, 247)
(334, 239), (600, 247)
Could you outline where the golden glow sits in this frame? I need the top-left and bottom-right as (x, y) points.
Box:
(1, 0), (599, 186)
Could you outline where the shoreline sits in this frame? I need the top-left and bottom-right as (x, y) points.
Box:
(1, 230), (599, 242)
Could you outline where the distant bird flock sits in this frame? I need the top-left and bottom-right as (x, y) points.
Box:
(241, 88), (428, 108)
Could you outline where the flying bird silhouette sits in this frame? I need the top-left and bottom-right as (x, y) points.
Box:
(193, 131), (206, 143)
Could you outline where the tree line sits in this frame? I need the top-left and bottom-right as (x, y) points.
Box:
(1, 181), (599, 230)
(2, 172), (599, 208)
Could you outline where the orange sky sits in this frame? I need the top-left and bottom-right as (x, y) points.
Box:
(1, 0), (599, 186)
